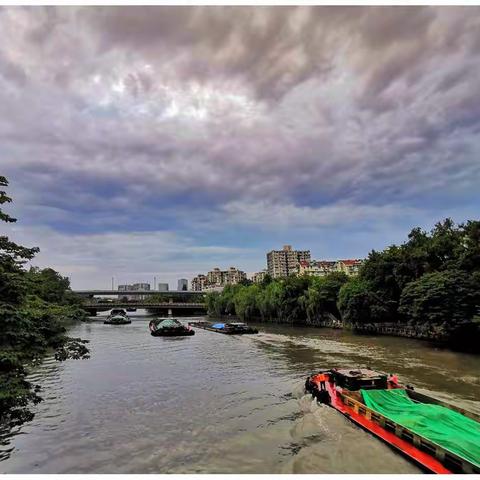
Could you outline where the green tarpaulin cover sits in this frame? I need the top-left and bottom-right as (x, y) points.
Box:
(156, 319), (182, 328)
(361, 388), (480, 467)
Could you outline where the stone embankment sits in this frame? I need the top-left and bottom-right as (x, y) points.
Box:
(350, 322), (450, 341)
(209, 313), (479, 351)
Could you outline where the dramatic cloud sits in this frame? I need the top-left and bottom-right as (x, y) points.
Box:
(1, 6), (479, 286)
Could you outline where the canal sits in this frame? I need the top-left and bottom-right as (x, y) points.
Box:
(1, 313), (479, 473)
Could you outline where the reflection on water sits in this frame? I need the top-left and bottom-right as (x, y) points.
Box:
(1, 313), (479, 473)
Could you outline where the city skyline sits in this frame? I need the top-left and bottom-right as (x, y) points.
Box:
(2, 6), (480, 289)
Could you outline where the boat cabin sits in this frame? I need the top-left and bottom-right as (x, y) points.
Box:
(330, 368), (388, 391)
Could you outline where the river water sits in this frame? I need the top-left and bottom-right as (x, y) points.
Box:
(1, 313), (480, 474)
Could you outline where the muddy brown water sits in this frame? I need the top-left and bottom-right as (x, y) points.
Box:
(1, 313), (479, 473)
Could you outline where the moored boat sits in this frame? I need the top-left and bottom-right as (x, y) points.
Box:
(149, 318), (195, 337)
(189, 321), (258, 335)
(305, 368), (480, 474)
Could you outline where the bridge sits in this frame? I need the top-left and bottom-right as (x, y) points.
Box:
(73, 290), (204, 297)
(82, 301), (207, 316)
(75, 290), (207, 316)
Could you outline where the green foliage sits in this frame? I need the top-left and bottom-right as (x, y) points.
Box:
(234, 284), (260, 320)
(399, 270), (480, 327)
(205, 285), (239, 316)
(206, 218), (479, 338)
(206, 273), (350, 324)
(301, 272), (349, 322)
(354, 218), (480, 330)
(0, 176), (88, 427)
(337, 277), (390, 325)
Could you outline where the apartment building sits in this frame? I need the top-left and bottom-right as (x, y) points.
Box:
(251, 270), (267, 283)
(191, 267), (246, 291)
(298, 259), (364, 277)
(298, 260), (337, 277)
(191, 274), (207, 292)
(267, 245), (311, 278)
(335, 259), (364, 276)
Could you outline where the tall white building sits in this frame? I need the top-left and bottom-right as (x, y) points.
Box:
(177, 278), (188, 291)
(267, 245), (311, 278)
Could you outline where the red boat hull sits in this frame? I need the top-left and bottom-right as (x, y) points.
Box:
(308, 377), (451, 474)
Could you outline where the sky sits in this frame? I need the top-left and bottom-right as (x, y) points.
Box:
(1, 6), (480, 289)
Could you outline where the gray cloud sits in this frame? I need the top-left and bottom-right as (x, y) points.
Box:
(1, 6), (480, 285)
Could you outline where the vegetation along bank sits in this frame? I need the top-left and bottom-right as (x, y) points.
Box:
(0, 176), (89, 428)
(206, 219), (480, 352)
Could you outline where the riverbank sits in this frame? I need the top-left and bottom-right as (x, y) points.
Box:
(211, 314), (480, 352)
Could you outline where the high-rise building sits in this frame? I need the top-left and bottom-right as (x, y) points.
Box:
(251, 270), (267, 283)
(177, 279), (188, 291)
(267, 245), (311, 278)
(118, 283), (150, 300)
(191, 267), (246, 291)
(118, 284), (132, 300)
(131, 282), (150, 300)
(191, 274), (207, 291)
(158, 283), (169, 292)
(224, 267), (247, 285)
(207, 267), (223, 287)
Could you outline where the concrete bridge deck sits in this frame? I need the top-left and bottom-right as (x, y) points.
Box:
(74, 290), (203, 297)
(84, 302), (205, 309)
(82, 301), (207, 315)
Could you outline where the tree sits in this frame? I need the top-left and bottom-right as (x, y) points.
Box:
(337, 278), (390, 325)
(234, 284), (260, 320)
(26, 267), (71, 304)
(0, 176), (88, 427)
(301, 272), (349, 322)
(399, 270), (480, 327)
(0, 176), (39, 307)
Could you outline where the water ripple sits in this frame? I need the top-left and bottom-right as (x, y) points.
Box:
(1, 317), (479, 473)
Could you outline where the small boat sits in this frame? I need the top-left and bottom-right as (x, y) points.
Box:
(104, 310), (131, 325)
(305, 368), (480, 474)
(126, 307), (136, 312)
(190, 321), (258, 335)
(149, 318), (195, 337)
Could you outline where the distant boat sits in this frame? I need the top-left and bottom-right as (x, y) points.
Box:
(188, 321), (258, 335)
(149, 318), (195, 337)
(104, 308), (131, 325)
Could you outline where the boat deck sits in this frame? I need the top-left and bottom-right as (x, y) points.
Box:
(189, 322), (258, 335)
(321, 380), (451, 474)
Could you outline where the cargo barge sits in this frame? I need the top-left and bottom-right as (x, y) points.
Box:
(104, 308), (131, 325)
(305, 368), (480, 474)
(149, 318), (195, 336)
(188, 321), (258, 335)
